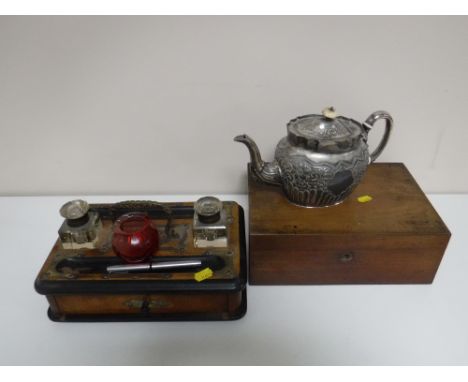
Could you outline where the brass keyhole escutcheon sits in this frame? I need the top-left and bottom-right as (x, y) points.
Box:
(125, 298), (172, 311)
(340, 252), (354, 263)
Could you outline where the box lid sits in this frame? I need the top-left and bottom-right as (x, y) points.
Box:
(249, 163), (450, 236)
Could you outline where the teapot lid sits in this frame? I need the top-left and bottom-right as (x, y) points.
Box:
(287, 107), (364, 153)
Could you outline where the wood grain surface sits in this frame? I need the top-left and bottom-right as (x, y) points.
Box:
(249, 163), (451, 284)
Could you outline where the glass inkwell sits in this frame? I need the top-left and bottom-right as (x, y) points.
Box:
(193, 196), (228, 248)
(58, 199), (102, 249)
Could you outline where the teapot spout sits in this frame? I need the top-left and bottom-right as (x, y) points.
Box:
(234, 134), (281, 186)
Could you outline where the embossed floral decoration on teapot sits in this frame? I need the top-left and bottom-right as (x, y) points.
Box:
(235, 107), (393, 207)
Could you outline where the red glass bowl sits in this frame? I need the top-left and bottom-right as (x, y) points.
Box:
(112, 212), (159, 263)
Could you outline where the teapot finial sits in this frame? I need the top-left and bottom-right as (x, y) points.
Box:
(322, 106), (337, 119)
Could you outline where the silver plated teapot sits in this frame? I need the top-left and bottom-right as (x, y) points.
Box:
(234, 107), (393, 207)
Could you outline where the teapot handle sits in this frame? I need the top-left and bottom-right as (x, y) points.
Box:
(363, 111), (393, 163)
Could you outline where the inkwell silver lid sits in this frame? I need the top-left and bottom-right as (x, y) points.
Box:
(194, 196), (222, 224)
(287, 107), (364, 153)
(60, 199), (90, 226)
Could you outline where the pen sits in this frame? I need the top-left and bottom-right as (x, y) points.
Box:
(107, 259), (203, 274)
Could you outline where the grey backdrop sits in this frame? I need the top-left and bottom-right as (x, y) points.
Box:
(0, 16), (467, 195)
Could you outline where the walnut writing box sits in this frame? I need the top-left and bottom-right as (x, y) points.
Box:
(248, 163), (451, 284)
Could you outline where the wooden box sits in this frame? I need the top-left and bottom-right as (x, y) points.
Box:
(35, 201), (247, 321)
(248, 163), (451, 284)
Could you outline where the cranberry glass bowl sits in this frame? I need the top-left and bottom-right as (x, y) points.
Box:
(112, 212), (159, 263)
